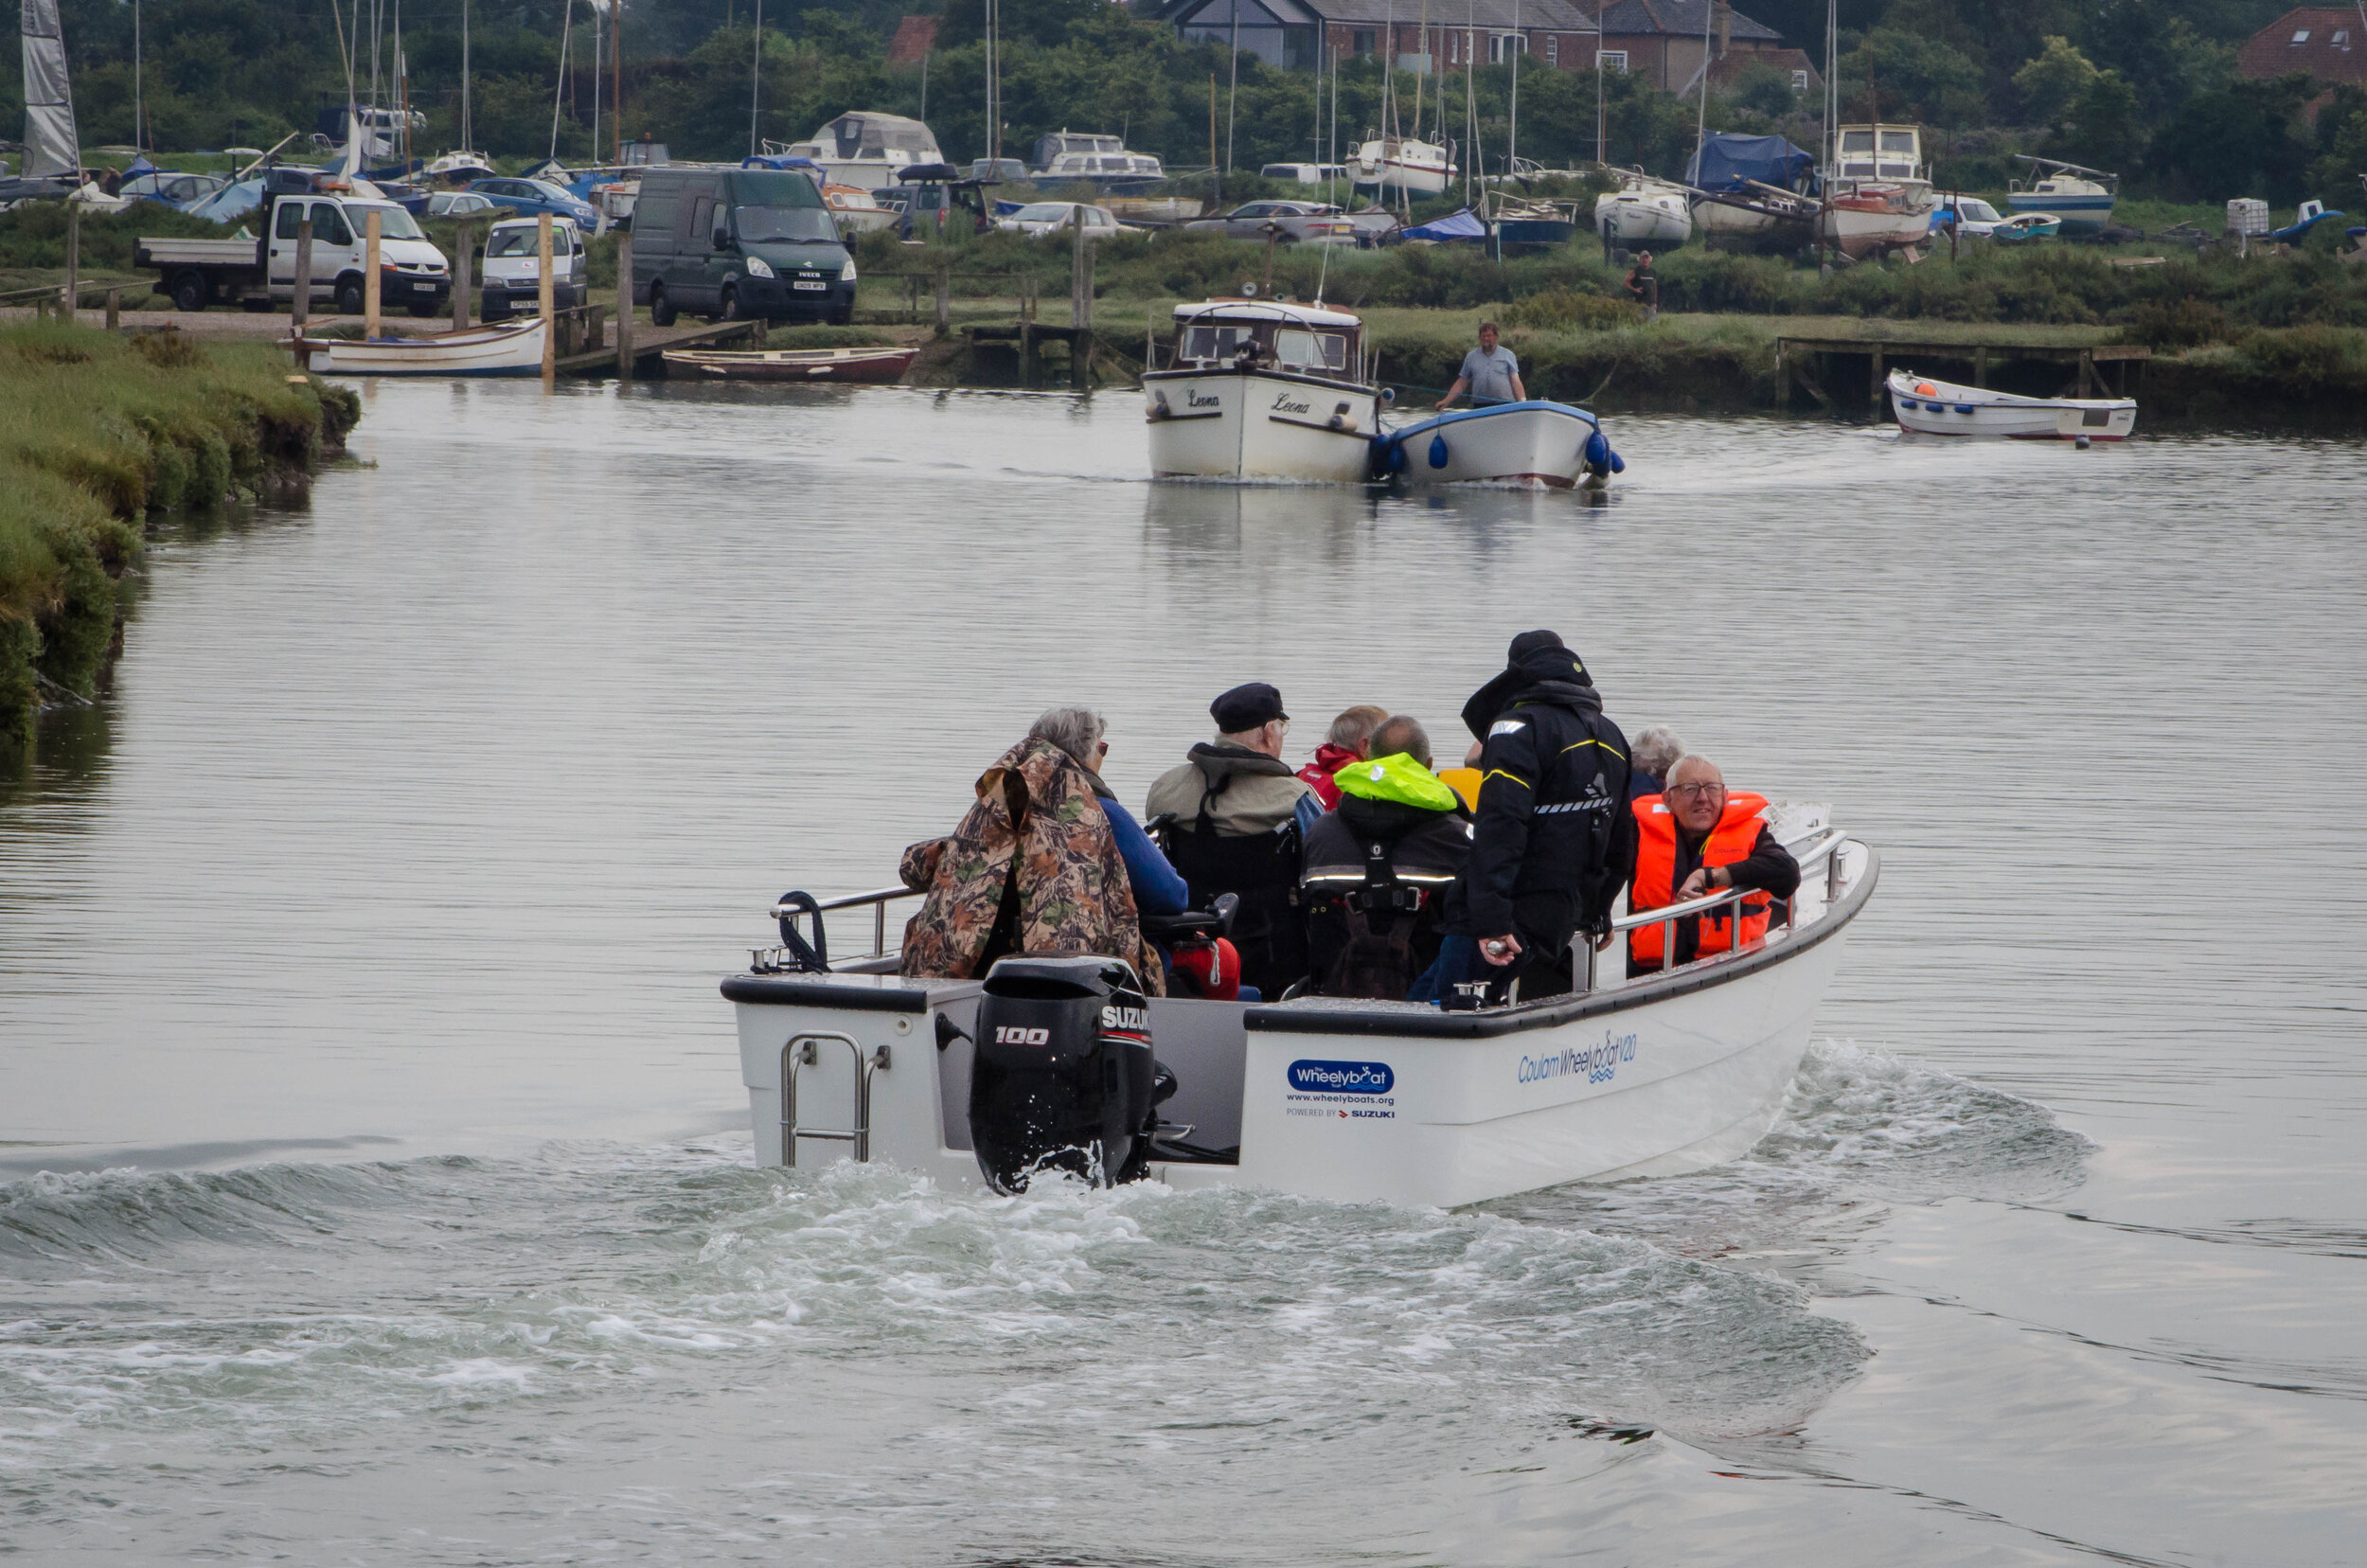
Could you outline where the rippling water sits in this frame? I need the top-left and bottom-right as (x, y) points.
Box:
(2, 382), (2362, 1563)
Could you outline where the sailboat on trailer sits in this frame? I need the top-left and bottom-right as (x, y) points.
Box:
(6, 0), (81, 199)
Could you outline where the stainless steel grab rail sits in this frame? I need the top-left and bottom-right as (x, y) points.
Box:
(756, 885), (924, 972)
(1575, 827), (1855, 994)
(779, 1031), (890, 1166)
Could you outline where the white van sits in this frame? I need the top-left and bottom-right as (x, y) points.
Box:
(480, 216), (589, 319)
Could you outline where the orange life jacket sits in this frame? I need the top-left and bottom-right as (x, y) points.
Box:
(1629, 792), (1773, 967)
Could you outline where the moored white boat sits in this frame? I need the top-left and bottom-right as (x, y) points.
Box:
(1595, 171), (1692, 246)
(719, 826), (1875, 1208)
(2007, 155), (2117, 236)
(290, 317), (546, 377)
(1145, 299), (1380, 483)
(1887, 369), (2136, 440)
(1374, 401), (1624, 489)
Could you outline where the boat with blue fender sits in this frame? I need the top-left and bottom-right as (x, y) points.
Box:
(1888, 368), (2136, 440)
(1371, 401), (1624, 489)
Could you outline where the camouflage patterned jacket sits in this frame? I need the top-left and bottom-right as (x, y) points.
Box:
(897, 737), (1166, 994)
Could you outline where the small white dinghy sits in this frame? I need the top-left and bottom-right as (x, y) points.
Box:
(289, 318), (548, 377)
(1375, 401), (1625, 489)
(719, 823), (1876, 1209)
(1888, 368), (2136, 440)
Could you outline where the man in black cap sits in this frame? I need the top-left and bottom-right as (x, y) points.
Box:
(1416, 632), (1634, 1005)
(1145, 683), (1322, 997)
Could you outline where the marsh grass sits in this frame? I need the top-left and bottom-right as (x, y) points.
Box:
(0, 320), (358, 751)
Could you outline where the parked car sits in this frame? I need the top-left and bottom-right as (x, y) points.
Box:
(119, 170), (228, 209)
(631, 164), (855, 326)
(426, 190), (500, 218)
(1260, 163), (1348, 186)
(879, 164), (996, 239)
(993, 201), (1133, 238)
(1931, 196), (2005, 239)
(465, 176), (601, 231)
(1183, 200), (1358, 245)
(479, 215), (588, 319)
(970, 157), (1029, 184)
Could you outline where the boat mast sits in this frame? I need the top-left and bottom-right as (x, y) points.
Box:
(589, 0), (600, 163)
(1593, 5), (1604, 165)
(1462, 0), (1473, 205)
(461, 0), (472, 153)
(1411, 0), (1426, 152)
(747, 0), (761, 158)
(1506, 0), (1519, 178)
(552, 0), (575, 161)
(1224, 0), (1238, 180)
(612, 0), (622, 163)
(133, 0), (143, 152)
(1693, 0), (1712, 173)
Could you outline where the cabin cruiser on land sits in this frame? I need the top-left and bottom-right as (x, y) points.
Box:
(1595, 169), (1692, 247)
(1819, 123), (1935, 258)
(772, 112), (943, 190)
(1031, 131), (1166, 190)
(720, 819), (1875, 1208)
(1144, 298), (1381, 482)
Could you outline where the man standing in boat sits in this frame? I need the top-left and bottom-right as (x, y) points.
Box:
(1436, 323), (1526, 408)
(1414, 632), (1633, 1005)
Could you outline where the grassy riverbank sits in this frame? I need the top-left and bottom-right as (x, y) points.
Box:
(0, 321), (359, 755)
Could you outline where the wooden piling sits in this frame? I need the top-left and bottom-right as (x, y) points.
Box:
(365, 208), (383, 338)
(2077, 347), (2094, 398)
(62, 204), (80, 324)
(1973, 346), (1987, 388)
(293, 218), (313, 331)
(1072, 212), (1091, 330)
(538, 212), (556, 383)
(615, 230), (634, 379)
(104, 286), (120, 330)
(934, 258), (951, 337)
(452, 221), (475, 331)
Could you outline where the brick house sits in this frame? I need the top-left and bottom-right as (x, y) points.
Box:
(2236, 8), (2367, 88)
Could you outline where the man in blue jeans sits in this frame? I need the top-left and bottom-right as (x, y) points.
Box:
(1436, 322), (1528, 408)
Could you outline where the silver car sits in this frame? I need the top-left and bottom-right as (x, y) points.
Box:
(1183, 200), (1358, 245)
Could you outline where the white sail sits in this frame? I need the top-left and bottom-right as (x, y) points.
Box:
(20, 0), (80, 179)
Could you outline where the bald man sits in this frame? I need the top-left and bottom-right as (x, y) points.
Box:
(1628, 755), (1801, 975)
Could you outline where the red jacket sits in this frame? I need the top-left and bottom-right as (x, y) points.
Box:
(1296, 743), (1362, 810)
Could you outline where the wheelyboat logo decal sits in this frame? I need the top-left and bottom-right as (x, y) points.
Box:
(1285, 1059), (1397, 1120)
(1518, 1029), (1638, 1088)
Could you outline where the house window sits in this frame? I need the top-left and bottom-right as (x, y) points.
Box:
(1792, 68), (1809, 91)
(1546, 34), (1558, 63)
(2336, 27), (2351, 45)
(1601, 49), (1627, 72)
(1353, 27), (1376, 52)
(2291, 28), (2310, 43)
(1489, 32), (1526, 62)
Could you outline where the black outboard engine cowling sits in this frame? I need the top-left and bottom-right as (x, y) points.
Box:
(968, 954), (1156, 1194)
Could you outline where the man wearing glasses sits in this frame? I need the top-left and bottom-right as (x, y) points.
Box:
(1146, 682), (1323, 998)
(1628, 755), (1801, 976)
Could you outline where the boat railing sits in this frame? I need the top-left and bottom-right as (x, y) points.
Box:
(753, 826), (1861, 996)
(1572, 826), (1855, 996)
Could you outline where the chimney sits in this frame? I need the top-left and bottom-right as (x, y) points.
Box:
(1715, 0), (1732, 55)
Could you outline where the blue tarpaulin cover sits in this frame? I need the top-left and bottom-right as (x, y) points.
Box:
(1404, 206), (1486, 241)
(1684, 134), (1815, 193)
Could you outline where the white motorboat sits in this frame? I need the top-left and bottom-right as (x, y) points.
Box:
(1348, 135), (1456, 196)
(1375, 401), (1624, 489)
(2007, 154), (2117, 235)
(771, 111), (942, 190)
(823, 183), (899, 235)
(1818, 124), (1936, 258)
(290, 317), (547, 377)
(1145, 299), (1380, 483)
(1595, 171), (1692, 246)
(1887, 369), (2136, 440)
(720, 824), (1875, 1209)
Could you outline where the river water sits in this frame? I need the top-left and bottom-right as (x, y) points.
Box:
(3, 380), (2362, 1565)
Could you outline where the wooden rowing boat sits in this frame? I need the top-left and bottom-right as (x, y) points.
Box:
(288, 318), (546, 377)
(661, 346), (918, 383)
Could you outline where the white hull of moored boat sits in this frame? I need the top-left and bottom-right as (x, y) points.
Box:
(1145, 368), (1379, 482)
(1381, 401), (1610, 489)
(1596, 187), (1692, 245)
(721, 836), (1875, 1210)
(294, 318), (547, 377)
(1888, 369), (2136, 440)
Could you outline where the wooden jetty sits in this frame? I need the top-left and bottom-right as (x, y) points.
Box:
(1776, 334), (2151, 411)
(962, 322), (1097, 390)
(552, 311), (766, 378)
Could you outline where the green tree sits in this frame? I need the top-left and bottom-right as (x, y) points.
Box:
(2306, 100), (2367, 200)
(1729, 58), (1802, 119)
(1841, 27), (1986, 127)
(2061, 68), (2139, 170)
(2013, 35), (2098, 126)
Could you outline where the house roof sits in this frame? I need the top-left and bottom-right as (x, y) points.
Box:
(886, 15), (937, 64)
(2236, 7), (2367, 85)
(1708, 45), (1822, 87)
(1595, 0), (1783, 44)
(1167, 0), (1597, 31)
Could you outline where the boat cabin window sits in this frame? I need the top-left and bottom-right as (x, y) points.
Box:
(1880, 131), (1917, 154)
(1183, 323), (1252, 361)
(1840, 131), (1873, 153)
(1272, 329), (1348, 372)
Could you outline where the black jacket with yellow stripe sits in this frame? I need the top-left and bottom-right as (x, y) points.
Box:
(1442, 644), (1635, 954)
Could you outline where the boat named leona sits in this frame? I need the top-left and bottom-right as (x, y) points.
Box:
(1145, 299), (1380, 482)
(720, 817), (1873, 1209)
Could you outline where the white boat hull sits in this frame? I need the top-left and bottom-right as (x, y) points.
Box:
(1888, 369), (2136, 439)
(1596, 188), (1692, 245)
(1348, 140), (1454, 195)
(1145, 367), (1379, 482)
(294, 318), (547, 377)
(722, 845), (1876, 1209)
(1383, 401), (1605, 488)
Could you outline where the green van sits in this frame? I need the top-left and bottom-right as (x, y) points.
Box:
(631, 165), (856, 326)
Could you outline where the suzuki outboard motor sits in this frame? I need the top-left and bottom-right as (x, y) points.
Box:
(968, 954), (1157, 1194)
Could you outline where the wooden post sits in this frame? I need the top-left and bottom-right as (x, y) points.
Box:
(105, 286), (120, 330)
(1972, 345), (1987, 388)
(1071, 327), (1093, 391)
(292, 217), (313, 332)
(615, 228), (634, 379)
(365, 208), (383, 338)
(586, 303), (606, 353)
(1072, 211), (1091, 329)
(934, 258), (951, 337)
(538, 212), (556, 383)
(1261, 223), (1279, 298)
(2077, 347), (2094, 398)
(62, 203), (80, 323)
(1146, 312), (1155, 373)
(452, 221), (474, 331)
(1868, 345), (1883, 408)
